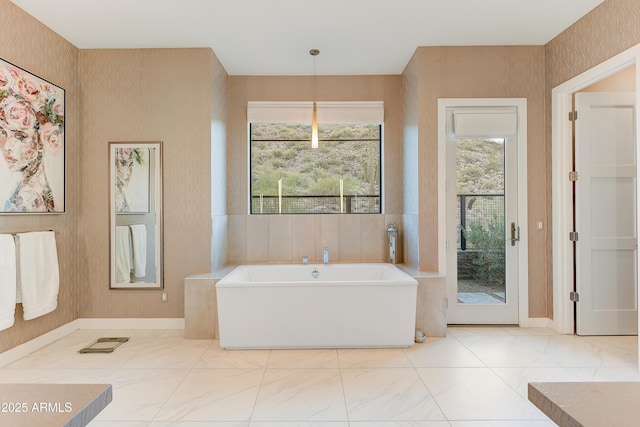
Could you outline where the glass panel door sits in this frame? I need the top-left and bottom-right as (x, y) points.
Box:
(456, 138), (506, 305)
(444, 104), (521, 325)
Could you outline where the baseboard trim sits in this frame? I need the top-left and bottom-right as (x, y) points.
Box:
(0, 319), (81, 368)
(76, 318), (185, 330)
(526, 317), (554, 329)
(0, 318), (185, 368)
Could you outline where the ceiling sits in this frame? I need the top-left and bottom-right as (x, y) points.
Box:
(11, 0), (605, 76)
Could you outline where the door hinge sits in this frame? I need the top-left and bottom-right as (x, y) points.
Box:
(569, 231), (579, 242)
(568, 111), (578, 121)
(510, 222), (520, 246)
(569, 171), (579, 182)
(570, 291), (580, 302)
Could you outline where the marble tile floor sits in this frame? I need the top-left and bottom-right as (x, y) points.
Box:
(0, 326), (638, 426)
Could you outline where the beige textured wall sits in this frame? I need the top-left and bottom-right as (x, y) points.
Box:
(545, 0), (640, 318)
(211, 52), (229, 270)
(401, 52), (420, 269)
(402, 46), (548, 317)
(581, 65), (635, 92)
(78, 48), (219, 317)
(0, 0), (79, 352)
(227, 75), (404, 264)
(546, 0), (640, 90)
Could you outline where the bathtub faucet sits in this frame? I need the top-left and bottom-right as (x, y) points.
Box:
(323, 247), (329, 264)
(387, 223), (398, 264)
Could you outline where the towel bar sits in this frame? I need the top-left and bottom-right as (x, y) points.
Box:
(5, 230), (58, 238)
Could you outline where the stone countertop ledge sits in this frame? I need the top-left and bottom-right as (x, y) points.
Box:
(528, 382), (640, 427)
(189, 263), (446, 281)
(0, 383), (112, 427)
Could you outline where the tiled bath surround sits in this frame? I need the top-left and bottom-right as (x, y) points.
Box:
(225, 74), (406, 268)
(226, 214), (404, 264)
(184, 269), (446, 340)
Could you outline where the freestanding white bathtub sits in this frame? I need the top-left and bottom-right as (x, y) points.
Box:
(216, 263), (417, 349)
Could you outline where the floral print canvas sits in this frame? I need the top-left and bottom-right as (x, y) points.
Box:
(0, 58), (65, 213)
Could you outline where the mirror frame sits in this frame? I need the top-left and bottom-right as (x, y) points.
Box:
(109, 141), (163, 289)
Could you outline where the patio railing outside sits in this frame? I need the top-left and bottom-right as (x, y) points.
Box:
(457, 193), (506, 292)
(457, 194), (504, 250)
(250, 195), (380, 214)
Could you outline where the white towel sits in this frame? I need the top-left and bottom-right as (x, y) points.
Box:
(17, 231), (59, 321)
(0, 234), (17, 331)
(115, 226), (132, 283)
(129, 224), (147, 278)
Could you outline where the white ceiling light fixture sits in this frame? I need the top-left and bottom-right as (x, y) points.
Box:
(310, 48), (320, 148)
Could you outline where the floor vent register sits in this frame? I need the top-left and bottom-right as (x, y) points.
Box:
(79, 337), (130, 354)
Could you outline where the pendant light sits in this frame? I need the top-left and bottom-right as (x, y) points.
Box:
(310, 49), (320, 148)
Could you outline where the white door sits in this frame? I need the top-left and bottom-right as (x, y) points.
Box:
(575, 92), (638, 336)
(445, 105), (523, 324)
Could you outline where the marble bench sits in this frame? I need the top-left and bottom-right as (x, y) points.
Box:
(0, 383), (112, 427)
(528, 382), (640, 427)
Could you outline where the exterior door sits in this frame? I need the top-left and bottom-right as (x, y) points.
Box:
(575, 92), (638, 335)
(445, 105), (522, 324)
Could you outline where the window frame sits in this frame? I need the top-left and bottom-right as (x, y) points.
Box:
(247, 101), (385, 215)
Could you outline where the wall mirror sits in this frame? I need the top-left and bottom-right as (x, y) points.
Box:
(109, 141), (163, 289)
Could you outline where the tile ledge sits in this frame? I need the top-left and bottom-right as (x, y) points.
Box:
(396, 264), (445, 278)
(187, 262), (442, 281)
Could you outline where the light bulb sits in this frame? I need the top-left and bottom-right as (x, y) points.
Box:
(311, 101), (318, 148)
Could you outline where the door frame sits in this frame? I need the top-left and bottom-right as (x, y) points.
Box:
(438, 98), (529, 326)
(552, 43), (640, 335)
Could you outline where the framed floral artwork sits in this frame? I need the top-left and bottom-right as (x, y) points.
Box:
(0, 58), (65, 213)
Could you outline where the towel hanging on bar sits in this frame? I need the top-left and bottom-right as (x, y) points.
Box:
(17, 231), (59, 321)
(0, 234), (17, 331)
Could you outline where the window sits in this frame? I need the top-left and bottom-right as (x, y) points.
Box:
(248, 101), (383, 214)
